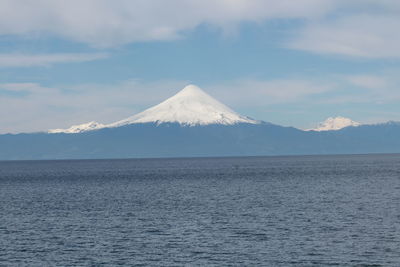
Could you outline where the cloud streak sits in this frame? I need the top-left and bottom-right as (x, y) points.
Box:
(209, 79), (333, 106)
(1, 1), (400, 58)
(289, 14), (400, 58)
(0, 0), (335, 47)
(0, 53), (108, 67)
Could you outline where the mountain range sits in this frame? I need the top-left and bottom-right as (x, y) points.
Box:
(1, 85), (400, 160)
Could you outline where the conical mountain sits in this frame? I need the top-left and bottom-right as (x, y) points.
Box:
(109, 84), (259, 127)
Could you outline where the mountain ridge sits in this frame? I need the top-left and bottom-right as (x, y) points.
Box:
(3, 121), (400, 160)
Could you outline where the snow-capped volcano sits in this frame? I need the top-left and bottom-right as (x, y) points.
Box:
(109, 84), (259, 127)
(309, 116), (361, 131)
(49, 85), (259, 133)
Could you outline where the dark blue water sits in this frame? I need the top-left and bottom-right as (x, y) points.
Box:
(1, 154), (400, 266)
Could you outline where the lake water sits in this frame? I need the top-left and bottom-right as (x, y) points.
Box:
(1, 154), (400, 266)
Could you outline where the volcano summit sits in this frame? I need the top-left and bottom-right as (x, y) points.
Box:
(50, 85), (259, 133)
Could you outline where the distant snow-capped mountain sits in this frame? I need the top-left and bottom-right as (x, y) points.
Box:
(309, 116), (361, 131)
(49, 84), (259, 133)
(49, 121), (105, 134)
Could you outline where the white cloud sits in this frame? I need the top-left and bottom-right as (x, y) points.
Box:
(289, 14), (400, 58)
(1, 1), (400, 58)
(0, 0), (335, 47)
(208, 79), (333, 106)
(317, 71), (400, 104)
(0, 1), (399, 59)
(346, 75), (388, 89)
(0, 53), (108, 67)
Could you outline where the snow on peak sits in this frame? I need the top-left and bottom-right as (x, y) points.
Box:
(48, 121), (105, 134)
(309, 116), (361, 131)
(47, 85), (259, 133)
(109, 84), (259, 127)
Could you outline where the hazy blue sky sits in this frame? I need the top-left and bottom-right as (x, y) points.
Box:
(1, 0), (400, 133)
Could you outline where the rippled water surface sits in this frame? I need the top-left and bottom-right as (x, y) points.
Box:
(1, 154), (400, 266)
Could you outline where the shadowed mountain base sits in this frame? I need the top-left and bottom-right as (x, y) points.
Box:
(1, 122), (400, 160)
